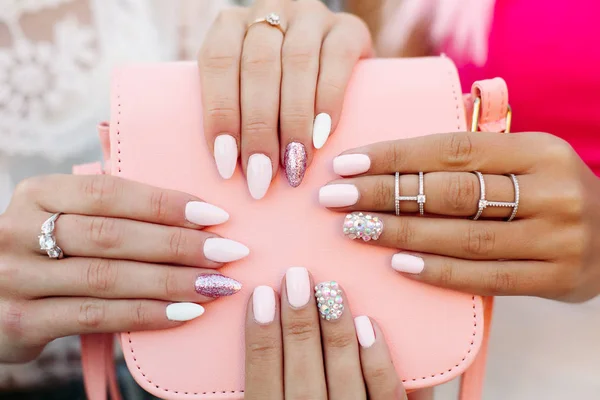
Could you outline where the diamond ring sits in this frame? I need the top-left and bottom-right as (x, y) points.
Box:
(472, 172), (520, 221)
(39, 213), (63, 259)
(394, 172), (427, 216)
(247, 13), (285, 34)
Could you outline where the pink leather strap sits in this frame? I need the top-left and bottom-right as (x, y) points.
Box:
(470, 77), (510, 133)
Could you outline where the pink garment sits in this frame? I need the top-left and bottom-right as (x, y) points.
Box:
(451, 1), (600, 174)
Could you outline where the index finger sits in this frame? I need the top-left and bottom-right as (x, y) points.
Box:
(20, 174), (229, 228)
(333, 132), (552, 177)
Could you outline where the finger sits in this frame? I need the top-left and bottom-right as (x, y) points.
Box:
(389, 253), (565, 298)
(313, 13), (371, 150)
(20, 298), (204, 345)
(319, 172), (532, 219)
(342, 212), (557, 260)
(315, 281), (366, 399)
(240, 3), (287, 200)
(355, 317), (406, 400)
(39, 214), (249, 267)
(199, 7), (247, 180)
(280, 267), (327, 399)
(20, 258), (241, 302)
(280, 1), (333, 187)
(333, 131), (555, 177)
(244, 286), (283, 400)
(17, 174), (229, 229)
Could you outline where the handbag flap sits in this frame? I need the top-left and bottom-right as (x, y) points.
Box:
(111, 57), (484, 399)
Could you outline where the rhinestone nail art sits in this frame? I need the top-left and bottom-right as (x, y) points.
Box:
(343, 212), (383, 242)
(315, 281), (344, 321)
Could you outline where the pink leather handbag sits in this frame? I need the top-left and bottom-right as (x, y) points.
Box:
(75, 57), (511, 400)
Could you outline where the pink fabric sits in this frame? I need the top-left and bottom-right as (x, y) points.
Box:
(449, 0), (600, 174)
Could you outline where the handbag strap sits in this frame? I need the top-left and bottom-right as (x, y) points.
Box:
(78, 79), (509, 400)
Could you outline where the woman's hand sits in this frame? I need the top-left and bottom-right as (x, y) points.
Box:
(0, 174), (248, 363)
(319, 131), (600, 302)
(244, 267), (405, 399)
(199, 0), (371, 198)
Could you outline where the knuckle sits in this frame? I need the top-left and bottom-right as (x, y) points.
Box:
(160, 269), (181, 299)
(325, 42), (359, 63)
(244, 119), (276, 138)
(462, 225), (496, 257)
(323, 330), (355, 349)
(0, 260), (18, 295)
(167, 228), (189, 260)
(149, 190), (170, 222)
(242, 45), (279, 73)
(317, 75), (344, 98)
(443, 174), (477, 213)
(0, 301), (26, 341)
(285, 317), (319, 343)
(393, 219), (416, 247)
(247, 337), (281, 362)
(0, 217), (14, 250)
(438, 261), (455, 287)
(84, 258), (118, 294)
(382, 142), (404, 170)
(282, 44), (318, 71)
(206, 103), (238, 123)
(543, 135), (576, 164)
(82, 175), (121, 210)
(558, 183), (585, 220)
(14, 176), (44, 198)
(280, 106), (312, 126)
(87, 216), (121, 250)
(78, 299), (106, 328)
(366, 365), (392, 382)
(373, 179), (393, 209)
(130, 301), (152, 329)
(483, 267), (518, 295)
(440, 133), (475, 168)
(199, 42), (238, 71)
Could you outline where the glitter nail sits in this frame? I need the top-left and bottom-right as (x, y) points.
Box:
(284, 142), (307, 188)
(194, 274), (242, 298)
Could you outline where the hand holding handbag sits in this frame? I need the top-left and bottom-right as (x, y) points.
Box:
(75, 56), (511, 400)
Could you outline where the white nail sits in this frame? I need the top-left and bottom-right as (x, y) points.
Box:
(354, 316), (376, 348)
(333, 154), (371, 176)
(214, 134), (238, 179)
(313, 113), (332, 149)
(319, 184), (360, 207)
(185, 201), (229, 226)
(391, 253), (425, 274)
(166, 302), (205, 321)
(247, 154), (272, 200)
(204, 238), (250, 263)
(253, 286), (276, 324)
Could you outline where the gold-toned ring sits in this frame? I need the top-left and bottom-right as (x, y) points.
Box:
(470, 97), (512, 133)
(247, 13), (285, 35)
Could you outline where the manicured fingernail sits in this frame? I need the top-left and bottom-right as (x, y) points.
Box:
(313, 113), (332, 149)
(214, 134), (238, 179)
(343, 212), (383, 242)
(185, 201), (229, 226)
(194, 274), (242, 298)
(354, 316), (376, 348)
(253, 286), (276, 324)
(391, 253), (424, 274)
(166, 302), (205, 321)
(203, 238), (250, 263)
(319, 184), (359, 207)
(333, 154), (371, 176)
(284, 142), (307, 188)
(247, 153), (273, 200)
(315, 281), (344, 321)
(286, 267), (310, 308)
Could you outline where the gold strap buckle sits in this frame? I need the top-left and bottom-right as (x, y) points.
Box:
(470, 97), (512, 133)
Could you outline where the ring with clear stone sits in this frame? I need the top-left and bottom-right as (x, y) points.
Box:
(472, 172), (520, 222)
(39, 212), (63, 259)
(394, 172), (427, 216)
(247, 13), (285, 34)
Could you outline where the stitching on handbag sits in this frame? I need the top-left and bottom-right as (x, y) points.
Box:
(122, 62), (480, 396)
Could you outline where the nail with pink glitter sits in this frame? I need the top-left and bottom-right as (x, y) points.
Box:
(284, 142), (307, 188)
(194, 274), (242, 298)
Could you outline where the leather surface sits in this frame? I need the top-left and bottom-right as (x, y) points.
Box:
(109, 57), (485, 399)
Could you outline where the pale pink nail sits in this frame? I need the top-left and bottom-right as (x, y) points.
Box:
(319, 184), (359, 207)
(253, 286), (276, 324)
(286, 267), (310, 308)
(214, 134), (238, 179)
(354, 316), (376, 348)
(247, 153), (273, 200)
(203, 238), (250, 263)
(333, 154), (371, 176)
(185, 201), (229, 226)
(391, 253), (424, 274)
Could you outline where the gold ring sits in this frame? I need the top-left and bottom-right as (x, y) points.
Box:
(247, 13), (285, 34)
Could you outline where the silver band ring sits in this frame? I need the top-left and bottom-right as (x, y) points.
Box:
(395, 172), (427, 216)
(247, 13), (285, 34)
(472, 172), (520, 221)
(39, 212), (63, 259)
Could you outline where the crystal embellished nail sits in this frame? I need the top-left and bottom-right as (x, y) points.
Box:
(315, 281), (344, 321)
(284, 142), (307, 188)
(194, 274), (242, 298)
(343, 212), (383, 242)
